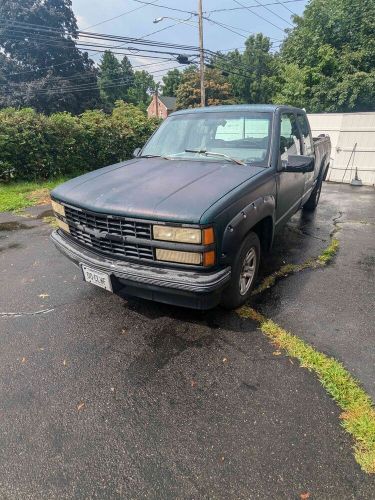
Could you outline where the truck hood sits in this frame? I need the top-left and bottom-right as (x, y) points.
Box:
(52, 157), (264, 223)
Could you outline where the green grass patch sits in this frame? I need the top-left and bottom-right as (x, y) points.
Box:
(253, 238), (340, 295)
(317, 238), (340, 264)
(0, 178), (68, 212)
(237, 306), (375, 474)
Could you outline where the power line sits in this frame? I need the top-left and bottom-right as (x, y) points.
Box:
(250, 0), (293, 26)
(1, 58), (176, 85)
(1, 64), (182, 97)
(131, 0), (197, 16)
(232, 0), (285, 32)
(2, 31), (195, 59)
(81, 0), (161, 30)
(1, 18), (188, 78)
(204, 17), (280, 40)
(1, 22), (202, 52)
(273, 0), (297, 15)
(207, 0), (304, 14)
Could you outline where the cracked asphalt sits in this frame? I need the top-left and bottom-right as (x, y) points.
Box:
(0, 183), (374, 499)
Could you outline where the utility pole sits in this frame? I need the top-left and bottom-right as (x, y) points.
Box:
(198, 0), (205, 107)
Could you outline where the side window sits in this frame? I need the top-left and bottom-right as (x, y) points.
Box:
(297, 114), (313, 155)
(280, 113), (302, 161)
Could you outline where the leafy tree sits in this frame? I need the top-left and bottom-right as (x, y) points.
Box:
(272, 63), (310, 108)
(98, 52), (136, 110)
(0, 0), (100, 114)
(121, 55), (134, 91)
(161, 69), (183, 97)
(98, 51), (124, 109)
(211, 34), (277, 104)
(279, 0), (375, 111)
(127, 70), (156, 110)
(176, 67), (235, 109)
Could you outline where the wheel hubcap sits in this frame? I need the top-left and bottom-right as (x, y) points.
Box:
(239, 247), (256, 295)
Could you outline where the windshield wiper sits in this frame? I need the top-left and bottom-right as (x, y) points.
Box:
(185, 149), (246, 166)
(139, 154), (172, 160)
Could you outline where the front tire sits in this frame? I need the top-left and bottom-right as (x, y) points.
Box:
(221, 232), (260, 309)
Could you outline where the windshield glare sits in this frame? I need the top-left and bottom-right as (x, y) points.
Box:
(142, 111), (272, 165)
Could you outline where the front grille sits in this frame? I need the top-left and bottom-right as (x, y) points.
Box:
(64, 205), (154, 261)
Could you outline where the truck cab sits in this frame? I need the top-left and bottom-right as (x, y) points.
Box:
(51, 105), (331, 309)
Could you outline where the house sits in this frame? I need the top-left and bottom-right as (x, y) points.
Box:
(147, 95), (177, 119)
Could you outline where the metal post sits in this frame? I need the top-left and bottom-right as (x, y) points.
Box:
(198, 0), (205, 107)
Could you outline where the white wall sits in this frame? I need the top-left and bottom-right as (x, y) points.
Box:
(307, 112), (375, 186)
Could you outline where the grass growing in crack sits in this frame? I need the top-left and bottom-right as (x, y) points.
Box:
(237, 306), (375, 474)
(317, 238), (340, 264)
(252, 238), (340, 295)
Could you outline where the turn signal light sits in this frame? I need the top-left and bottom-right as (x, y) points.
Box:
(203, 227), (215, 245)
(203, 250), (215, 267)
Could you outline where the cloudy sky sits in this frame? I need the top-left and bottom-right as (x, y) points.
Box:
(71, 0), (308, 80)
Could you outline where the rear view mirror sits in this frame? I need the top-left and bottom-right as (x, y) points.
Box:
(281, 155), (314, 173)
(133, 147), (141, 157)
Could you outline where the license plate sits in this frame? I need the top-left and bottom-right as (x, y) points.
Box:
(81, 265), (112, 292)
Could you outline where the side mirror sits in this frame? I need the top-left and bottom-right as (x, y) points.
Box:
(281, 155), (314, 173)
(133, 147), (141, 158)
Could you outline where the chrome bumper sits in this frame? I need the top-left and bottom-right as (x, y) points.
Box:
(51, 230), (231, 294)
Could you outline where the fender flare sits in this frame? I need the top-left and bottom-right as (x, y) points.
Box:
(221, 195), (275, 261)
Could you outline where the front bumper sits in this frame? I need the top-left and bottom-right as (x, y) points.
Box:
(51, 230), (231, 309)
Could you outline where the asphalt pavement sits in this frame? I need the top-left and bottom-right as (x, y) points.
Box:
(0, 183), (374, 499)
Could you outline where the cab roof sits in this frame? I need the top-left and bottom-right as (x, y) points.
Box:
(172, 104), (303, 115)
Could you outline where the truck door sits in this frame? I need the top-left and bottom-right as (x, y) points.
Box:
(275, 112), (306, 226)
(296, 113), (315, 196)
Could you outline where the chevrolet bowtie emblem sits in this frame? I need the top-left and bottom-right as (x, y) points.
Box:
(78, 224), (125, 242)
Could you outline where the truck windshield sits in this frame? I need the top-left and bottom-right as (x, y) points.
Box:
(142, 111), (272, 165)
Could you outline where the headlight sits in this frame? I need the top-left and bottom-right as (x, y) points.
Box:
(153, 225), (214, 245)
(51, 199), (65, 217)
(153, 225), (201, 244)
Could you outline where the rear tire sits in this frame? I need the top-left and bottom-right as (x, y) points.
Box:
(221, 232), (260, 310)
(303, 176), (323, 212)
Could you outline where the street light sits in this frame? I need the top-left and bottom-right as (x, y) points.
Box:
(153, 16), (198, 27)
(152, 0), (205, 107)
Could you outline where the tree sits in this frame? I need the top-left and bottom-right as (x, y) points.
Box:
(176, 67), (235, 109)
(210, 34), (277, 104)
(98, 52), (135, 110)
(161, 69), (183, 97)
(279, 0), (375, 111)
(0, 0), (100, 114)
(121, 55), (134, 93)
(127, 70), (156, 110)
(98, 51), (123, 109)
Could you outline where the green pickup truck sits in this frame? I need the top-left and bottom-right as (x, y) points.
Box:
(51, 104), (331, 309)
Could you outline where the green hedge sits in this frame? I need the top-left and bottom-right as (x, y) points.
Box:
(0, 102), (159, 181)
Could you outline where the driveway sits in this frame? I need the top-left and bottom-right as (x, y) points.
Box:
(0, 183), (374, 498)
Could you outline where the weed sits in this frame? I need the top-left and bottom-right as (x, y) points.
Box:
(237, 306), (375, 473)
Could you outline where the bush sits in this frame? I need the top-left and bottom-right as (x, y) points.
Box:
(0, 102), (160, 181)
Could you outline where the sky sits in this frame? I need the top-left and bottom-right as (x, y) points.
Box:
(71, 0), (309, 81)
